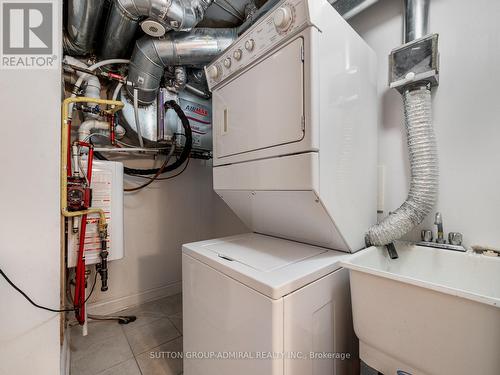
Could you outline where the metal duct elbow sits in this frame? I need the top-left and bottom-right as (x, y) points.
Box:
(99, 0), (213, 59)
(366, 85), (438, 246)
(64, 0), (106, 55)
(127, 28), (237, 105)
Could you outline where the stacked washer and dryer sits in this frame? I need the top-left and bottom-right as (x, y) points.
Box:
(183, 0), (377, 374)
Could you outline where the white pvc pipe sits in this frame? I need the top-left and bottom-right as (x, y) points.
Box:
(79, 120), (126, 141)
(133, 88), (145, 148)
(68, 58), (130, 119)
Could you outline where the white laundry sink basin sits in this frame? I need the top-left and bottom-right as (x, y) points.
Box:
(341, 242), (500, 375)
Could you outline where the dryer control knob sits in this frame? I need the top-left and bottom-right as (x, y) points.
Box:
(245, 39), (255, 51)
(207, 65), (222, 80)
(273, 6), (293, 32)
(233, 49), (243, 61)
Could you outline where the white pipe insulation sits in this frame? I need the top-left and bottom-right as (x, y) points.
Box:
(64, 56), (128, 141)
(63, 56), (101, 118)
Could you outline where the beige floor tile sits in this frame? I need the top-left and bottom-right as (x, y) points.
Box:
(95, 358), (142, 375)
(136, 337), (183, 375)
(120, 301), (169, 332)
(167, 312), (183, 335)
(124, 317), (180, 355)
(71, 320), (125, 357)
(70, 329), (134, 375)
(155, 294), (182, 316)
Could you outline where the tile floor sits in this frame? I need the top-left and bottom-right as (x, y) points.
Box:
(70, 293), (183, 375)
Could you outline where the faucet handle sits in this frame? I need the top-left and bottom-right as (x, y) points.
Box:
(421, 230), (433, 242)
(448, 232), (463, 246)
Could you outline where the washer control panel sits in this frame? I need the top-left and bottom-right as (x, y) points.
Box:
(206, 0), (310, 90)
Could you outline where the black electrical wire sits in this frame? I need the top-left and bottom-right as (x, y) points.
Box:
(131, 157), (190, 181)
(94, 100), (193, 176)
(1, 266), (98, 313)
(124, 141), (176, 192)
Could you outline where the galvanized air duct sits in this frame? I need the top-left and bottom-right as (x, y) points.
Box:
(99, 0), (214, 59)
(63, 0), (106, 55)
(366, 0), (437, 247)
(403, 0), (430, 43)
(329, 0), (380, 20)
(127, 28), (237, 104)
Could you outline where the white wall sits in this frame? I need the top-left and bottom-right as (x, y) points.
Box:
(0, 10), (62, 375)
(88, 159), (247, 312)
(349, 0), (500, 249)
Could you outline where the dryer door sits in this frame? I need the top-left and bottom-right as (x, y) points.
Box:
(213, 37), (305, 159)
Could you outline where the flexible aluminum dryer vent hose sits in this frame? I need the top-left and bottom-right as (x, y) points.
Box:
(366, 85), (438, 246)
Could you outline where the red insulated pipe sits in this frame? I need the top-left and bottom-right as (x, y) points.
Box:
(73, 143), (95, 324)
(110, 115), (116, 146)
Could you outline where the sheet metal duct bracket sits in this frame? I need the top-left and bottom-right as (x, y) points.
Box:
(389, 33), (439, 92)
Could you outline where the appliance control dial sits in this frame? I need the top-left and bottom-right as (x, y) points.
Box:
(207, 64), (222, 80)
(223, 57), (232, 68)
(233, 48), (243, 61)
(273, 5), (294, 33)
(245, 39), (255, 51)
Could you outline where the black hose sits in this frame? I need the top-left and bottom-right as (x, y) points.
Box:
(95, 100), (192, 176)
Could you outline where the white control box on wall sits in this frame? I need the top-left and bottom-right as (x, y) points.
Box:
(67, 161), (124, 268)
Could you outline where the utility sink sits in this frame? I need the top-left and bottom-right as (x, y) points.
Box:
(341, 242), (500, 375)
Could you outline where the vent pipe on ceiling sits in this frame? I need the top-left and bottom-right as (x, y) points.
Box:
(366, 0), (438, 249)
(126, 28), (237, 105)
(63, 0), (106, 55)
(99, 0), (214, 59)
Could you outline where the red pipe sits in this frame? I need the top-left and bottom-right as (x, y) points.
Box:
(73, 143), (95, 324)
(110, 115), (116, 146)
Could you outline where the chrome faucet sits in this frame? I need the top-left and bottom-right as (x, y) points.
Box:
(418, 212), (466, 252)
(434, 212), (445, 244)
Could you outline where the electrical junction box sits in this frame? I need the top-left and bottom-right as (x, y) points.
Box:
(67, 161), (124, 268)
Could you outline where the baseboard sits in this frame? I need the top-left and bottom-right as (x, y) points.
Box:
(87, 281), (182, 315)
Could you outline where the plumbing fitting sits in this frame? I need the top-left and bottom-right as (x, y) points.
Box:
(64, 56), (102, 118)
(78, 119), (126, 141)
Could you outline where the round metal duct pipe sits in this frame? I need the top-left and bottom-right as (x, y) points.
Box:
(126, 28), (237, 105)
(404, 0), (430, 43)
